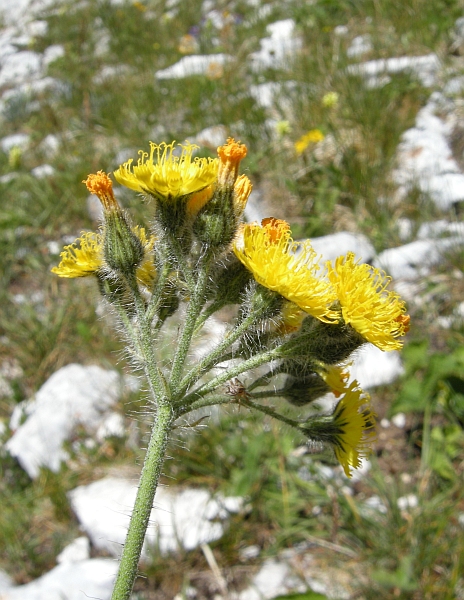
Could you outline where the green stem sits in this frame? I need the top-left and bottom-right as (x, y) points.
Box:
(239, 396), (301, 430)
(127, 275), (167, 399)
(181, 345), (282, 407)
(176, 310), (261, 401)
(176, 394), (234, 417)
(146, 260), (171, 323)
(170, 259), (211, 389)
(111, 401), (173, 600)
(168, 236), (195, 290)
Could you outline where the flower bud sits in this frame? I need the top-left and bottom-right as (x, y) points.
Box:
(84, 171), (144, 277)
(282, 373), (331, 406)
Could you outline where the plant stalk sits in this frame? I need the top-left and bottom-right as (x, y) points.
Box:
(111, 401), (173, 600)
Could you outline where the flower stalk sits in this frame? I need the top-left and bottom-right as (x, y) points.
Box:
(52, 137), (410, 600)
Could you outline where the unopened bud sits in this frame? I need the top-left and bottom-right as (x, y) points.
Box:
(103, 211), (144, 276)
(282, 373), (331, 406)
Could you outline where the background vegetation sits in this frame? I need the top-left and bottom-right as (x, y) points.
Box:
(1, 0), (464, 598)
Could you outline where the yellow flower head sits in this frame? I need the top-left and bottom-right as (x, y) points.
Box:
(113, 141), (219, 201)
(84, 171), (120, 212)
(51, 228), (156, 289)
(331, 381), (376, 477)
(320, 364), (351, 398)
(327, 252), (410, 351)
(217, 137), (247, 189)
(233, 218), (338, 323)
(51, 232), (103, 278)
(295, 129), (325, 155)
(233, 174), (252, 216)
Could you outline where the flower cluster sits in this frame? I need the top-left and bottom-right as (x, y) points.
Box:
(233, 218), (409, 352)
(52, 137), (409, 479)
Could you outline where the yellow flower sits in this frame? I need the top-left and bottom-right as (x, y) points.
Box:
(233, 218), (338, 323)
(217, 137), (247, 189)
(113, 141), (218, 201)
(327, 252), (410, 351)
(295, 129), (325, 154)
(322, 92), (339, 108)
(83, 171), (120, 212)
(232, 174), (252, 216)
(319, 364), (350, 398)
(330, 382), (376, 477)
(51, 232), (103, 278)
(52, 228), (156, 289)
(178, 34), (199, 54)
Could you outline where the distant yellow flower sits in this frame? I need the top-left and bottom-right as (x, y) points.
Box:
(133, 1), (147, 11)
(295, 129), (325, 154)
(52, 228), (156, 288)
(113, 141), (218, 201)
(233, 218), (338, 322)
(275, 120), (292, 136)
(51, 232), (103, 278)
(206, 61), (224, 79)
(331, 382), (376, 477)
(178, 34), (199, 54)
(322, 92), (339, 108)
(327, 252), (410, 351)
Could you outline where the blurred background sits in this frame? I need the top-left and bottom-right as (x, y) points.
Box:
(1, 0), (464, 598)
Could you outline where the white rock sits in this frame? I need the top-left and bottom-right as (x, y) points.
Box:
(239, 545), (260, 561)
(235, 559), (297, 600)
(0, 569), (14, 592)
(192, 125), (227, 149)
(347, 34), (372, 58)
(95, 412), (125, 441)
(420, 173), (464, 210)
(444, 76), (464, 95)
(350, 345), (404, 389)
(6, 364), (130, 478)
(31, 164), (55, 178)
(69, 477), (242, 559)
(374, 237), (464, 280)
(249, 19), (301, 71)
(249, 82), (280, 109)
(395, 125), (458, 182)
(0, 559), (117, 600)
(392, 412), (406, 428)
(347, 54), (440, 87)
(46, 240), (61, 255)
(1, 133), (30, 152)
(155, 54), (231, 79)
(39, 134), (60, 157)
(56, 536), (90, 564)
(334, 25), (349, 36)
(361, 495), (388, 515)
(417, 219), (464, 239)
(397, 494), (418, 510)
(308, 231), (376, 265)
(0, 50), (42, 87)
(43, 44), (64, 65)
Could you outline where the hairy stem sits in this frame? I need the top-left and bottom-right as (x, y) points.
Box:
(111, 401), (173, 600)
